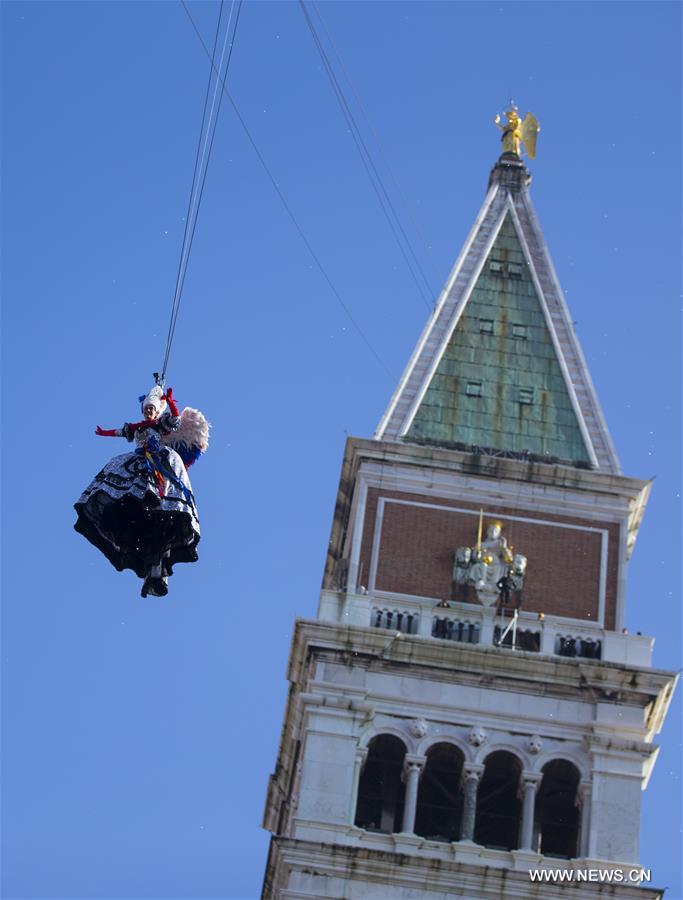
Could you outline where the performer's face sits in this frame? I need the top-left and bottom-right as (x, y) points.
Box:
(143, 405), (157, 421)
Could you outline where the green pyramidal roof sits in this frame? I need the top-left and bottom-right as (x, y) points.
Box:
(406, 214), (591, 463)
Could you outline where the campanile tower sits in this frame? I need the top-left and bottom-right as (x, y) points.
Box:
(261, 116), (676, 899)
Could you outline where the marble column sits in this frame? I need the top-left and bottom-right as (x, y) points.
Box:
(577, 780), (592, 858)
(519, 772), (543, 851)
(460, 764), (484, 841)
(401, 755), (425, 834)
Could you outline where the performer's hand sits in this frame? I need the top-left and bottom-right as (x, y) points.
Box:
(96, 426), (117, 437)
(163, 387), (179, 416)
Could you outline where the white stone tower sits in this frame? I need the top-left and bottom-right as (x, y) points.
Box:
(261, 142), (677, 898)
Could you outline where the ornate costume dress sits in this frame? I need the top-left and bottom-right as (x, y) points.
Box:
(74, 387), (207, 596)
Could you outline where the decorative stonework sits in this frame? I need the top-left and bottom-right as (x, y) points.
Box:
(409, 718), (428, 739)
(468, 726), (487, 747)
(528, 735), (543, 754)
(453, 520), (527, 608)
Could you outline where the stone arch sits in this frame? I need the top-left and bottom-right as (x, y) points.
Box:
(417, 733), (471, 762)
(474, 749), (524, 850)
(354, 733), (407, 834)
(475, 742), (530, 771)
(414, 741), (465, 843)
(532, 749), (590, 781)
(359, 726), (412, 755)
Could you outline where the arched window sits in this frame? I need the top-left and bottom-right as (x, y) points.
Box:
(474, 751), (522, 850)
(414, 743), (464, 842)
(535, 760), (581, 858)
(354, 735), (406, 834)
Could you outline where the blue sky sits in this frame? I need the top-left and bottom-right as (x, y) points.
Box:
(2, 2), (681, 898)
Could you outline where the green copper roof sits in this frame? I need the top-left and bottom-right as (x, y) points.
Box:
(406, 214), (591, 463)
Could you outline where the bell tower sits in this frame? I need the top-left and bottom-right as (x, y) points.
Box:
(261, 119), (676, 898)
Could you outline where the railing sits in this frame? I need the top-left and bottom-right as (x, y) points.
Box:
(371, 606), (419, 635)
(432, 616), (480, 645)
(556, 634), (602, 660)
(493, 624), (541, 653)
(317, 590), (654, 667)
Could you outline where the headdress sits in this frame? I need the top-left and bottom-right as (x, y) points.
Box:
(139, 385), (167, 416)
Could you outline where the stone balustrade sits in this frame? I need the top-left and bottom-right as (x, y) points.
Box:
(317, 590), (654, 667)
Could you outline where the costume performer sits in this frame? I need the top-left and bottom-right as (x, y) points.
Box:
(74, 385), (209, 597)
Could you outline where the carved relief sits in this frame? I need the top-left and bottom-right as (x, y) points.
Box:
(528, 734), (543, 754)
(409, 718), (428, 739)
(468, 726), (487, 747)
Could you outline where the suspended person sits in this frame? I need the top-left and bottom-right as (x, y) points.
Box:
(74, 385), (209, 597)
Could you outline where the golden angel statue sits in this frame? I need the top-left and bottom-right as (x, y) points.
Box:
(494, 105), (540, 159)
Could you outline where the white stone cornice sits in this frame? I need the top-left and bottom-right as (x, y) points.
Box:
(583, 733), (660, 758)
(298, 691), (374, 717)
(266, 836), (665, 899)
(289, 619), (676, 711)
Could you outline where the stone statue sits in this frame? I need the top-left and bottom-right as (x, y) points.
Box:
(452, 546), (472, 601)
(513, 554), (527, 577)
(482, 521), (513, 566)
(468, 548), (489, 593)
(476, 521), (514, 605)
(450, 518), (528, 608)
(494, 105), (540, 159)
(509, 554), (528, 607)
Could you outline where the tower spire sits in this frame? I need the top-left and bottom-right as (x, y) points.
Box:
(376, 114), (619, 472)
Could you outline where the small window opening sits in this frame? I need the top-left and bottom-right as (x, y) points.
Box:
(534, 760), (581, 858)
(355, 735), (406, 834)
(578, 638), (601, 660)
(512, 323), (528, 339)
(557, 636), (577, 657)
(474, 751), (522, 850)
(489, 260), (504, 274)
(479, 318), (494, 334)
(415, 743), (464, 842)
(434, 618), (480, 644)
(508, 262), (523, 279)
(519, 387), (534, 405)
(466, 381), (482, 397)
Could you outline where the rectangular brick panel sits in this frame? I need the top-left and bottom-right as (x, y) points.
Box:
(358, 488), (619, 629)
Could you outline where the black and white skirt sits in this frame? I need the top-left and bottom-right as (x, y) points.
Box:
(74, 447), (200, 580)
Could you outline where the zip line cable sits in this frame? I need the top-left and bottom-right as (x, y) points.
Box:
(299, 0), (434, 312)
(163, 1), (243, 380)
(300, 1), (432, 312)
(310, 1), (440, 293)
(164, 2), (237, 379)
(161, 0), (226, 383)
(160, 0), (242, 383)
(300, 0), (432, 311)
(181, 0), (396, 381)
